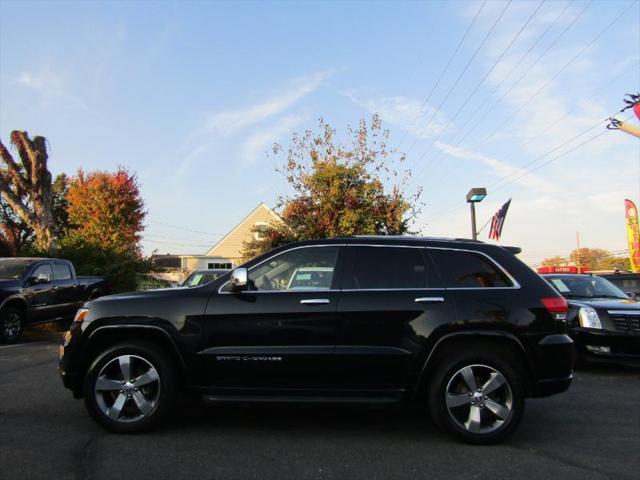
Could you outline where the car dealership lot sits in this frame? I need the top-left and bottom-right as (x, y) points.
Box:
(1, 327), (639, 480)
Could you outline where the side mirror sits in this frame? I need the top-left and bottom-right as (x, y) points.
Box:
(229, 268), (248, 292)
(626, 292), (637, 301)
(30, 273), (51, 285)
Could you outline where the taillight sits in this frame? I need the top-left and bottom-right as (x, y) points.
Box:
(541, 297), (568, 320)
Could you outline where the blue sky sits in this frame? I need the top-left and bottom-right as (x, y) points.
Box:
(1, 0), (639, 265)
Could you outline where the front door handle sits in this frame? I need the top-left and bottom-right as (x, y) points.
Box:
(300, 298), (330, 305)
(415, 297), (445, 303)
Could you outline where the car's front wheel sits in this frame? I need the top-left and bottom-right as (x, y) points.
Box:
(83, 342), (178, 433)
(428, 348), (525, 444)
(0, 307), (25, 343)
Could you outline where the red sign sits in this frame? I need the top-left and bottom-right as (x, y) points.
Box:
(537, 266), (590, 274)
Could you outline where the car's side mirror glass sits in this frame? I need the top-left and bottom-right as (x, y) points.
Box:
(229, 268), (248, 292)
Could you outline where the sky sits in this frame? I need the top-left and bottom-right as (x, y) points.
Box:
(1, 0), (639, 266)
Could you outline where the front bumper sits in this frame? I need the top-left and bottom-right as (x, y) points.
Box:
(59, 322), (84, 398)
(571, 327), (640, 365)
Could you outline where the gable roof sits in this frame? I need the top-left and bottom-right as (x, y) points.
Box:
(205, 202), (282, 256)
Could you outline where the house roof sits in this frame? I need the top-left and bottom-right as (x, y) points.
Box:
(205, 202), (282, 256)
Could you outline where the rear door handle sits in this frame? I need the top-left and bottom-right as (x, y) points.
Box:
(300, 299), (330, 305)
(415, 297), (445, 303)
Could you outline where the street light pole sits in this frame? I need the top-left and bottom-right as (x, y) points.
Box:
(466, 187), (487, 241)
(470, 202), (477, 241)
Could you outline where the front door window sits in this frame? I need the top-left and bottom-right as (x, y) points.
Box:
(248, 247), (339, 291)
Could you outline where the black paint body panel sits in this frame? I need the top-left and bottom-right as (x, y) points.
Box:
(60, 237), (573, 400)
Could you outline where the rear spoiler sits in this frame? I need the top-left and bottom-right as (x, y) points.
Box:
(503, 246), (522, 255)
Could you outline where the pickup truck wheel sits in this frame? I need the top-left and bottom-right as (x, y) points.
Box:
(0, 307), (25, 344)
(83, 342), (178, 433)
(427, 349), (524, 445)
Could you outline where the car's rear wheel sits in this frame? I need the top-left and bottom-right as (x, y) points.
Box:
(83, 342), (178, 433)
(428, 348), (525, 444)
(0, 307), (25, 344)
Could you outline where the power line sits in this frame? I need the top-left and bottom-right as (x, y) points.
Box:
(148, 219), (226, 237)
(404, 0), (512, 164)
(438, 0), (575, 152)
(410, 0), (543, 176)
(427, 58), (640, 193)
(416, 0), (633, 194)
(396, 0), (487, 151)
(413, 0), (591, 184)
(421, 114), (621, 225)
(469, 0), (633, 152)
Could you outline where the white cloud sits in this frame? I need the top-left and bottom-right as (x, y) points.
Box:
(343, 92), (448, 140)
(433, 140), (553, 192)
(178, 70), (333, 175)
(240, 114), (304, 165)
(193, 70), (332, 138)
(16, 66), (89, 110)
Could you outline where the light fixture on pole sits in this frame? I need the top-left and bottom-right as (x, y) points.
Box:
(466, 187), (487, 241)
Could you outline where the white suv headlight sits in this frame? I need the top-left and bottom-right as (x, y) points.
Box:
(578, 307), (602, 329)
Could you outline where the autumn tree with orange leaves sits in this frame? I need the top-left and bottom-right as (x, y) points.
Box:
(63, 168), (146, 256)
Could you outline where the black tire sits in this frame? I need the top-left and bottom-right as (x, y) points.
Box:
(427, 347), (525, 445)
(83, 341), (178, 433)
(0, 306), (25, 344)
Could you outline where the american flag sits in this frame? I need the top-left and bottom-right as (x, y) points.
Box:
(488, 199), (511, 241)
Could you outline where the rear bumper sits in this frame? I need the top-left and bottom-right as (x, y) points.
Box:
(529, 333), (574, 398)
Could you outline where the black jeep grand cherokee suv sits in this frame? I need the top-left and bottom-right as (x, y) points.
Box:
(60, 236), (573, 444)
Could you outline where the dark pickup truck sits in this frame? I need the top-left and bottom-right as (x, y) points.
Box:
(0, 258), (108, 343)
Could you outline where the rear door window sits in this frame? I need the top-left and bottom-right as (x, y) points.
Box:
(429, 249), (513, 288)
(53, 263), (73, 281)
(343, 246), (427, 290)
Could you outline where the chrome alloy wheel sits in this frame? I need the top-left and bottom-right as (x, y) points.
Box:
(445, 364), (513, 434)
(94, 355), (161, 423)
(2, 310), (22, 340)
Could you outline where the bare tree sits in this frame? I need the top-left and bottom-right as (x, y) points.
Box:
(0, 131), (57, 252)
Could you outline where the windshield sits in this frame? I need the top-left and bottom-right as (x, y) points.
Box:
(545, 275), (629, 300)
(182, 271), (223, 287)
(0, 259), (33, 280)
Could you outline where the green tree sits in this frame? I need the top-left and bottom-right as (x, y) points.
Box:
(541, 255), (567, 267)
(242, 115), (422, 260)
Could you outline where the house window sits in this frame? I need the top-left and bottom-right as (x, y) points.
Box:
(254, 222), (269, 241)
(208, 262), (232, 270)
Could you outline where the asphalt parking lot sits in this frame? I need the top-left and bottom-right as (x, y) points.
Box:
(1, 325), (639, 480)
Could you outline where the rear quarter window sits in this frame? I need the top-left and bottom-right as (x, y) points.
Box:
(429, 249), (513, 288)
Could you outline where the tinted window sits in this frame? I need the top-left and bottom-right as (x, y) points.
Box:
(53, 263), (72, 280)
(248, 246), (338, 291)
(0, 259), (33, 280)
(429, 249), (512, 288)
(344, 247), (427, 290)
(31, 263), (53, 280)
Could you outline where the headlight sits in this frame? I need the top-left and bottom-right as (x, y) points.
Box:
(578, 307), (602, 329)
(73, 308), (89, 323)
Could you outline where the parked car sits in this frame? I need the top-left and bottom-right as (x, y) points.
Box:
(59, 236), (573, 444)
(0, 258), (108, 343)
(181, 269), (230, 288)
(597, 272), (640, 300)
(542, 273), (640, 365)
